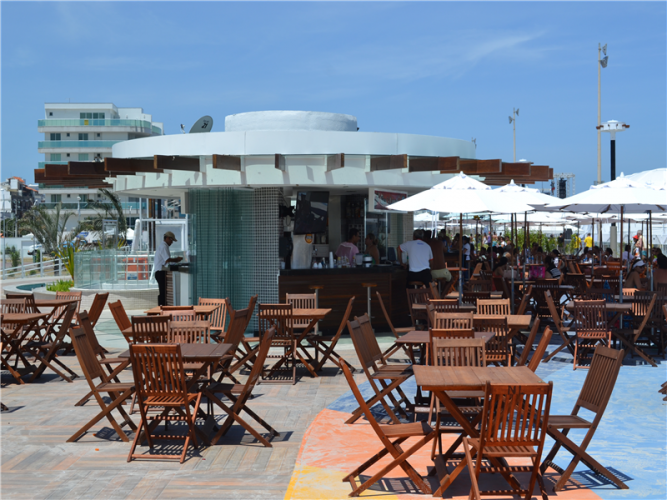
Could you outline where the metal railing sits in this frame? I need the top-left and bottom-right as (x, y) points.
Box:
(74, 249), (161, 290)
(1, 256), (64, 280)
(38, 140), (121, 149)
(38, 118), (159, 130)
(38, 202), (140, 210)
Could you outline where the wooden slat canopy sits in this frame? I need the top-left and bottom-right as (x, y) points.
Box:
(35, 154), (553, 188)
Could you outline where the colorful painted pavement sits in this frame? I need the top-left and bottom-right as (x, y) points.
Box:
(286, 358), (666, 500)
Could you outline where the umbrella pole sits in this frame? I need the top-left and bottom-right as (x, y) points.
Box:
(650, 211), (653, 291)
(510, 213), (515, 314)
(619, 206), (624, 303)
(489, 215), (494, 269)
(523, 211), (527, 290)
(459, 213), (463, 306)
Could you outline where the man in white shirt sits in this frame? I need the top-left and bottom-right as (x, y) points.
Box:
(398, 229), (434, 286)
(153, 231), (182, 306)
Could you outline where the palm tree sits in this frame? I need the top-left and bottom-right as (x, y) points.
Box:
(20, 204), (74, 256)
(88, 188), (128, 241)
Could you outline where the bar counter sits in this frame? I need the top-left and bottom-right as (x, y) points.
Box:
(279, 265), (411, 333)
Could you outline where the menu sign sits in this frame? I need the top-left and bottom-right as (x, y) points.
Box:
(368, 188), (408, 213)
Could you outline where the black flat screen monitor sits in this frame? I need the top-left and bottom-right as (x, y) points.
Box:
(294, 191), (329, 235)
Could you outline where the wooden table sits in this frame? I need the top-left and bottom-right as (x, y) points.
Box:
(564, 301), (632, 326)
(122, 321), (211, 339)
(473, 314), (531, 340)
(412, 303), (476, 312)
(1, 313), (49, 384)
(258, 307), (332, 378)
(414, 365), (545, 496)
(144, 305), (219, 320)
(397, 330), (496, 365)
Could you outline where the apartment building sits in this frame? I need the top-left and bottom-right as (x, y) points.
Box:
(38, 103), (164, 229)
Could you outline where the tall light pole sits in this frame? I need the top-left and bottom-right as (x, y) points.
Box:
(597, 43), (608, 184)
(508, 108), (519, 162)
(598, 120), (630, 256)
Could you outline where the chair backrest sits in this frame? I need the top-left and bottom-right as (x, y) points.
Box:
(162, 310), (197, 322)
(286, 293), (316, 329)
(573, 345), (624, 420)
(130, 315), (170, 343)
(468, 280), (493, 293)
(462, 291), (490, 305)
(237, 327), (275, 402)
(573, 300), (607, 333)
(492, 277), (510, 299)
(544, 290), (564, 333)
(347, 314), (384, 371)
(223, 301), (251, 354)
(516, 285), (533, 316)
(656, 282), (667, 294)
(433, 312), (473, 330)
(198, 297), (228, 332)
(376, 291), (398, 337)
(427, 299), (461, 313)
(527, 326), (553, 372)
(87, 292), (109, 327)
(478, 381), (552, 453)
(55, 291), (82, 313)
(477, 298), (510, 316)
(245, 295), (259, 330)
(517, 318), (541, 367)
(429, 329), (475, 343)
(77, 311), (104, 356)
(431, 338), (485, 367)
(168, 321), (211, 343)
(441, 279), (456, 298)
(0, 298), (26, 314)
(4, 294), (38, 313)
(335, 296), (356, 339)
(258, 304), (293, 341)
(130, 344), (188, 400)
(429, 282), (440, 300)
(407, 287), (431, 305)
(109, 300), (132, 332)
(70, 326), (106, 386)
(475, 316), (509, 363)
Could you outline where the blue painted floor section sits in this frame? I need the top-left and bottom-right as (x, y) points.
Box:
(328, 356), (667, 499)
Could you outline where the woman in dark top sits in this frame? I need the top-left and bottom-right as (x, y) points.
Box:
(545, 255), (562, 280)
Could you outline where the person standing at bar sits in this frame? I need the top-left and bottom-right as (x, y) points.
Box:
(153, 231), (182, 306)
(398, 229), (433, 286)
(425, 230), (452, 283)
(335, 228), (360, 266)
(364, 233), (380, 265)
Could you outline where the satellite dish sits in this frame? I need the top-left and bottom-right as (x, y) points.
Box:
(189, 116), (213, 133)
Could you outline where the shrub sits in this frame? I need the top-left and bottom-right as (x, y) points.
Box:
(46, 279), (74, 292)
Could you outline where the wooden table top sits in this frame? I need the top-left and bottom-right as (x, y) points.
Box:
(119, 342), (232, 361)
(445, 292), (504, 299)
(144, 305), (219, 315)
(35, 299), (78, 307)
(397, 330), (495, 344)
(258, 308), (332, 320)
(0, 313), (49, 325)
(473, 314), (532, 328)
(412, 303), (476, 312)
(564, 301), (632, 313)
(414, 365), (544, 391)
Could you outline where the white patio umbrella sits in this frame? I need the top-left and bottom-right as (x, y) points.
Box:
(545, 173), (667, 297)
(388, 173), (533, 306)
(625, 168), (667, 190)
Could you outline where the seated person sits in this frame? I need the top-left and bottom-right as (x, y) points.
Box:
(602, 247), (613, 263)
(624, 258), (647, 290)
(621, 244), (632, 265)
(492, 257), (509, 278)
(654, 254), (667, 285)
(544, 255), (562, 282)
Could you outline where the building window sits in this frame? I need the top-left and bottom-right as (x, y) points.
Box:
(79, 112), (105, 119)
(66, 153), (70, 157)
(79, 153), (89, 161)
(66, 194), (71, 198)
(49, 112), (53, 116)
(66, 133), (70, 137)
(96, 133), (101, 137)
(50, 153), (61, 161)
(78, 133), (88, 141)
(50, 133), (61, 140)
(80, 194), (88, 202)
(51, 194), (61, 203)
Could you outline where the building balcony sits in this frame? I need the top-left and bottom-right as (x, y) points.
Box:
(38, 201), (141, 211)
(38, 140), (120, 153)
(38, 161), (69, 168)
(38, 119), (163, 135)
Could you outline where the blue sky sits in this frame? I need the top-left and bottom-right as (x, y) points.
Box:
(2, 2), (665, 192)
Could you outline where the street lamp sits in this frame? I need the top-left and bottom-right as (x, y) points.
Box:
(597, 119), (629, 255)
(597, 43), (608, 185)
(77, 196), (81, 217)
(508, 108), (519, 162)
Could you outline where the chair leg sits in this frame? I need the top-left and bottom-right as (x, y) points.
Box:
(462, 437), (481, 500)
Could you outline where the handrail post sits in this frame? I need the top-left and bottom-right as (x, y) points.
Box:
(40, 251), (43, 277)
(21, 255), (25, 278)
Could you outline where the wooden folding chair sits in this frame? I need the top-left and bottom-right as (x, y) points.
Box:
(432, 312), (474, 330)
(516, 285), (533, 316)
(198, 297), (227, 340)
(109, 300), (131, 332)
(224, 295), (258, 372)
(26, 302), (79, 383)
(219, 301), (255, 380)
(543, 289), (576, 362)
(0, 298), (26, 314)
(542, 345), (628, 490)
(406, 288), (431, 329)
(429, 281), (440, 299)
(340, 361), (435, 497)
(168, 321), (210, 344)
(346, 314), (413, 425)
(573, 300), (611, 370)
(462, 291), (490, 305)
(474, 316), (510, 366)
(55, 291), (82, 316)
(74, 311), (131, 406)
(307, 296), (357, 371)
(462, 381), (553, 500)
(259, 304), (297, 384)
(429, 328), (475, 342)
(87, 292), (109, 328)
(492, 277), (511, 300)
(205, 327), (281, 446)
(516, 318), (541, 367)
(613, 293), (657, 366)
(467, 280), (492, 293)
(428, 298), (462, 313)
(374, 292), (413, 362)
(128, 315), (170, 344)
(634, 291), (666, 357)
(286, 292), (316, 332)
(477, 298), (510, 315)
(128, 344), (202, 463)
(68, 327), (136, 442)
(527, 326), (553, 372)
(162, 309), (196, 322)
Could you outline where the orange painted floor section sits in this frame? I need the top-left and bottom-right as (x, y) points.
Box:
(286, 408), (604, 500)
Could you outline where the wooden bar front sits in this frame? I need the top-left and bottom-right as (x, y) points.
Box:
(279, 267), (410, 334)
